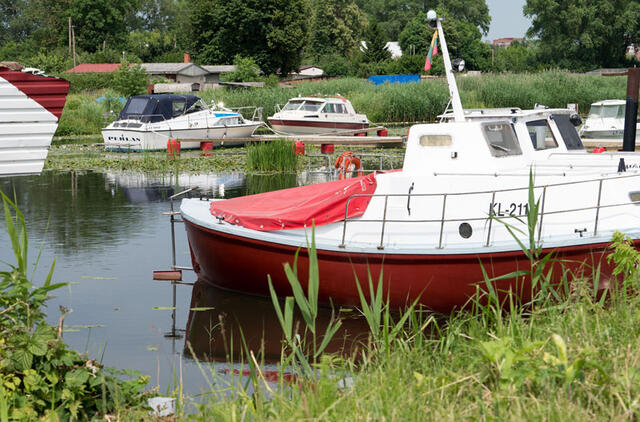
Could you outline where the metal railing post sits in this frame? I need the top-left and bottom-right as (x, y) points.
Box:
(339, 196), (352, 248)
(438, 194), (447, 249)
(486, 192), (495, 247)
(594, 179), (603, 236)
(378, 196), (389, 250)
(537, 186), (547, 242)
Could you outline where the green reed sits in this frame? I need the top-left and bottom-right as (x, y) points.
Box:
(246, 140), (298, 172)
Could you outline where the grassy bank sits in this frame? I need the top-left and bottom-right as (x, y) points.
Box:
(56, 71), (627, 138)
(44, 144), (404, 173)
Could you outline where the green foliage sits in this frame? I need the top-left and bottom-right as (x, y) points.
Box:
(0, 192), (149, 419)
(220, 55), (261, 82)
(525, 0), (640, 70)
(492, 41), (540, 73)
(355, 0), (490, 40)
(189, 0), (310, 75)
(607, 232), (640, 289)
(362, 21), (391, 63)
(308, 0), (366, 59)
(112, 61), (148, 97)
(246, 140), (298, 172)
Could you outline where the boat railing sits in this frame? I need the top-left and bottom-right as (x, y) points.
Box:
(338, 172), (640, 249)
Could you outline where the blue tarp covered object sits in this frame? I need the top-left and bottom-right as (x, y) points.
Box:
(368, 74), (421, 85)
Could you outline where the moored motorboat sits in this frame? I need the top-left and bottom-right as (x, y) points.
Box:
(579, 99), (640, 145)
(181, 12), (640, 312)
(102, 94), (263, 151)
(268, 95), (370, 135)
(0, 63), (70, 176)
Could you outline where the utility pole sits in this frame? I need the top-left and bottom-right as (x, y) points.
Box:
(72, 25), (77, 68)
(68, 17), (72, 55)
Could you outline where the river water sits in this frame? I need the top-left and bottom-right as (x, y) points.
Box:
(0, 170), (370, 398)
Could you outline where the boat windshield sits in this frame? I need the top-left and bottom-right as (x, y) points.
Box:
(301, 100), (323, 112)
(589, 104), (625, 119)
(282, 100), (304, 111)
(123, 97), (150, 116)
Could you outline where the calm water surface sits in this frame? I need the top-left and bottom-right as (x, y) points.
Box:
(0, 170), (362, 397)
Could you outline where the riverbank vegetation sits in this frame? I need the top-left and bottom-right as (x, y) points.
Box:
(0, 193), (150, 420)
(54, 71), (627, 138)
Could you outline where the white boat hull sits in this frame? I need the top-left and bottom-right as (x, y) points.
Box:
(102, 123), (262, 151)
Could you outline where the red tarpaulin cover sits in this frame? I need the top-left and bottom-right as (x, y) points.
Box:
(210, 173), (377, 231)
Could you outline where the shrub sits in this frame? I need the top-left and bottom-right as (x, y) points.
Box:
(112, 61), (148, 97)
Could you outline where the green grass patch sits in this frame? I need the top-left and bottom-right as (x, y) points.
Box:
(246, 140), (298, 173)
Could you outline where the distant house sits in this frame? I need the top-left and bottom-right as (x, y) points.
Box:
(492, 38), (523, 48)
(65, 54), (236, 90)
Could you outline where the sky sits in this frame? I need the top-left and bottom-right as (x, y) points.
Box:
(485, 0), (532, 41)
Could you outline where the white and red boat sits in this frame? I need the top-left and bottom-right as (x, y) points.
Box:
(180, 12), (640, 312)
(268, 95), (370, 135)
(0, 63), (69, 175)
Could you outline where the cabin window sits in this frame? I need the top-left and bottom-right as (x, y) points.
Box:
(482, 122), (522, 157)
(220, 117), (241, 125)
(552, 114), (584, 150)
(283, 100), (303, 111)
(419, 134), (452, 146)
(526, 119), (558, 150)
(301, 101), (323, 112)
(172, 100), (185, 117)
(335, 104), (346, 113)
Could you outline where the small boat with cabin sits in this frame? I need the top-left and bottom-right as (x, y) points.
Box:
(102, 94), (263, 151)
(579, 99), (640, 146)
(268, 95), (370, 135)
(180, 12), (640, 312)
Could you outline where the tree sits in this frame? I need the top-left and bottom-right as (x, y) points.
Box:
(355, 0), (490, 40)
(525, 0), (640, 70)
(189, 0), (310, 75)
(67, 0), (138, 53)
(398, 11), (491, 72)
(308, 0), (366, 58)
(220, 55), (261, 82)
(363, 21), (391, 63)
(112, 61), (148, 97)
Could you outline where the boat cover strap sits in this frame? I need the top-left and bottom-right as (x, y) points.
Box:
(210, 173), (377, 231)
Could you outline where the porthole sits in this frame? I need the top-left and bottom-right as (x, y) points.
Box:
(459, 223), (472, 239)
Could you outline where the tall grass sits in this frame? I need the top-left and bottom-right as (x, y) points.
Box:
(246, 140), (298, 172)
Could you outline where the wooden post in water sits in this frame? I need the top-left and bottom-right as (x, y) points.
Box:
(622, 68), (640, 152)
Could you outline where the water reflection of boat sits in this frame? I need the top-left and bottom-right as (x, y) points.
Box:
(105, 172), (247, 200)
(268, 95), (370, 135)
(184, 281), (368, 363)
(579, 100), (640, 145)
(180, 12), (640, 312)
(0, 64), (69, 175)
(101, 94), (263, 151)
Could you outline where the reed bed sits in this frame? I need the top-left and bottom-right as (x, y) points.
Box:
(246, 140), (298, 173)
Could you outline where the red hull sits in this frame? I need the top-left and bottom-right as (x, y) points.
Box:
(0, 67), (70, 119)
(184, 220), (617, 313)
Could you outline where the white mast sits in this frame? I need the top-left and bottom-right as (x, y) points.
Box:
(429, 11), (465, 122)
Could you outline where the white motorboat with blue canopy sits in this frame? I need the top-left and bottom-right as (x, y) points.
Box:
(102, 94), (263, 151)
(179, 11), (640, 312)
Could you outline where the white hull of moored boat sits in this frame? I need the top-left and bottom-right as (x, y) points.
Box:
(102, 123), (262, 151)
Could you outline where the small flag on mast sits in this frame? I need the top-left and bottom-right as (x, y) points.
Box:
(424, 30), (439, 71)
